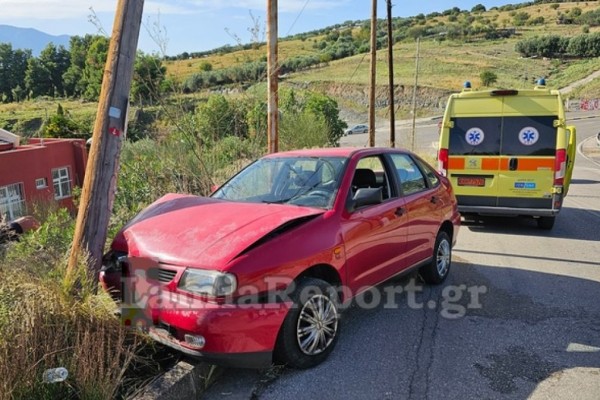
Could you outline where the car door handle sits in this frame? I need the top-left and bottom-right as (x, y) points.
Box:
(395, 207), (405, 216)
(430, 196), (438, 204)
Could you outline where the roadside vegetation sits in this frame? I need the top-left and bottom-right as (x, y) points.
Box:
(1, 1), (600, 398)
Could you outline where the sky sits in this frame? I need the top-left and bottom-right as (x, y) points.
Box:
(0, 0), (516, 56)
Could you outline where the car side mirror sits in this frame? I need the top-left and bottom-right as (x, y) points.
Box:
(352, 188), (383, 209)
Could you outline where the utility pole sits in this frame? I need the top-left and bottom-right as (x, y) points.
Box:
(410, 36), (420, 152)
(267, 0), (279, 153)
(386, 0), (395, 148)
(67, 0), (145, 281)
(368, 0), (377, 147)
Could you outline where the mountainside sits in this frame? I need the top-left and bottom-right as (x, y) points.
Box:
(0, 24), (70, 55)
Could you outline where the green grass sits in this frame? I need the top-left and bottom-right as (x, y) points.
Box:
(0, 99), (98, 136)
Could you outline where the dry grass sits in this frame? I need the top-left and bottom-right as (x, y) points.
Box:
(166, 35), (326, 80)
(0, 212), (161, 400)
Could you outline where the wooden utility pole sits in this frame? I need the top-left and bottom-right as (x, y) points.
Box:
(410, 37), (420, 152)
(67, 0), (145, 280)
(368, 0), (377, 147)
(386, 0), (395, 148)
(267, 0), (279, 153)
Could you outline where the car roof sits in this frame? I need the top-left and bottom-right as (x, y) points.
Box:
(262, 147), (411, 159)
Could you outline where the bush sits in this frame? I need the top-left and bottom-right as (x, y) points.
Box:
(480, 70), (498, 87)
(43, 104), (85, 139)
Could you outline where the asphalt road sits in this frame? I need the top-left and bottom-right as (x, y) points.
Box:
(203, 114), (600, 400)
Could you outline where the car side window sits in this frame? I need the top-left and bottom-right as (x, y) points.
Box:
(389, 154), (428, 195)
(353, 156), (394, 200)
(415, 158), (440, 188)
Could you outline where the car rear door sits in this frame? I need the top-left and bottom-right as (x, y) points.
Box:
(388, 153), (445, 266)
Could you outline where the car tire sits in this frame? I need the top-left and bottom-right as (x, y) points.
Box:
(419, 231), (452, 284)
(537, 216), (555, 230)
(274, 278), (340, 369)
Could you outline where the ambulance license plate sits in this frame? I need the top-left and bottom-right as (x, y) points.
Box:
(457, 177), (485, 187)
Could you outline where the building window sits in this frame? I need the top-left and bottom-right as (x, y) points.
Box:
(36, 178), (47, 189)
(52, 167), (72, 200)
(0, 183), (26, 221)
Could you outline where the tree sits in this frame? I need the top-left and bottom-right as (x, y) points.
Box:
(25, 57), (53, 98)
(304, 93), (347, 145)
(63, 35), (96, 97)
(131, 52), (166, 104)
(480, 70), (498, 87)
(0, 44), (31, 102)
(39, 43), (71, 97)
(471, 4), (486, 13)
(81, 36), (110, 101)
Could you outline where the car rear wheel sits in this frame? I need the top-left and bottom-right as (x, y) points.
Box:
(419, 231), (452, 284)
(274, 278), (340, 369)
(537, 216), (555, 230)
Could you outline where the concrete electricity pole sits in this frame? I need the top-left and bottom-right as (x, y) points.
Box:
(368, 0), (377, 147)
(267, 0), (279, 153)
(67, 0), (145, 280)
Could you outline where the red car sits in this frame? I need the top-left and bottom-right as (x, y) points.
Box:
(101, 147), (460, 368)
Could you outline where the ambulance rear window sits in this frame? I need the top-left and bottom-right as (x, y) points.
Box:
(449, 117), (501, 156)
(449, 116), (557, 156)
(500, 116), (557, 156)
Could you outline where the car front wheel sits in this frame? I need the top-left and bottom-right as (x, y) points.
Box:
(419, 231), (452, 284)
(274, 278), (340, 369)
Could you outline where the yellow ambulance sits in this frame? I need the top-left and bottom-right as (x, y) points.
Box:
(437, 80), (576, 230)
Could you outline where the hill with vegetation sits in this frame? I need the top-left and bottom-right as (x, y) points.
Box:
(2, 2), (600, 398)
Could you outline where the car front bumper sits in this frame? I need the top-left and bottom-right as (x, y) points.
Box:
(122, 292), (291, 368)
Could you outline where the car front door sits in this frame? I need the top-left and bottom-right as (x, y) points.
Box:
(341, 155), (409, 294)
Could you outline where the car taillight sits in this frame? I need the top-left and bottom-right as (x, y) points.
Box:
(438, 148), (449, 177)
(554, 149), (566, 186)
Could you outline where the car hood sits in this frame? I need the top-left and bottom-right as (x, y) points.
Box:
(120, 193), (324, 269)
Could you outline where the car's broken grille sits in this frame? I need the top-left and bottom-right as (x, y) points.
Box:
(158, 268), (177, 283)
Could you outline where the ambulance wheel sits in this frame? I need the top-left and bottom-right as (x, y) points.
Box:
(537, 216), (555, 230)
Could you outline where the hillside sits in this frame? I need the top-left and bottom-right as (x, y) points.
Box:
(0, 24), (70, 55)
(1, 1), (600, 136)
(164, 0), (600, 121)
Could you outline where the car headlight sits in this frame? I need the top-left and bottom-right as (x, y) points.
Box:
(178, 269), (237, 297)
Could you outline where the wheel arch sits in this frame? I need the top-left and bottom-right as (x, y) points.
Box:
(439, 220), (454, 242)
(294, 264), (344, 300)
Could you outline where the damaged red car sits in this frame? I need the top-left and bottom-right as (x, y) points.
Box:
(100, 147), (460, 369)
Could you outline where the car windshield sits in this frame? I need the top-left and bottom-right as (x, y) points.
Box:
(212, 156), (348, 209)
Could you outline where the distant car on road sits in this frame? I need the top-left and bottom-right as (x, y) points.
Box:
(345, 124), (368, 135)
(101, 147), (460, 369)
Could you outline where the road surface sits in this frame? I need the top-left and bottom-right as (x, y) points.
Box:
(202, 114), (600, 400)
